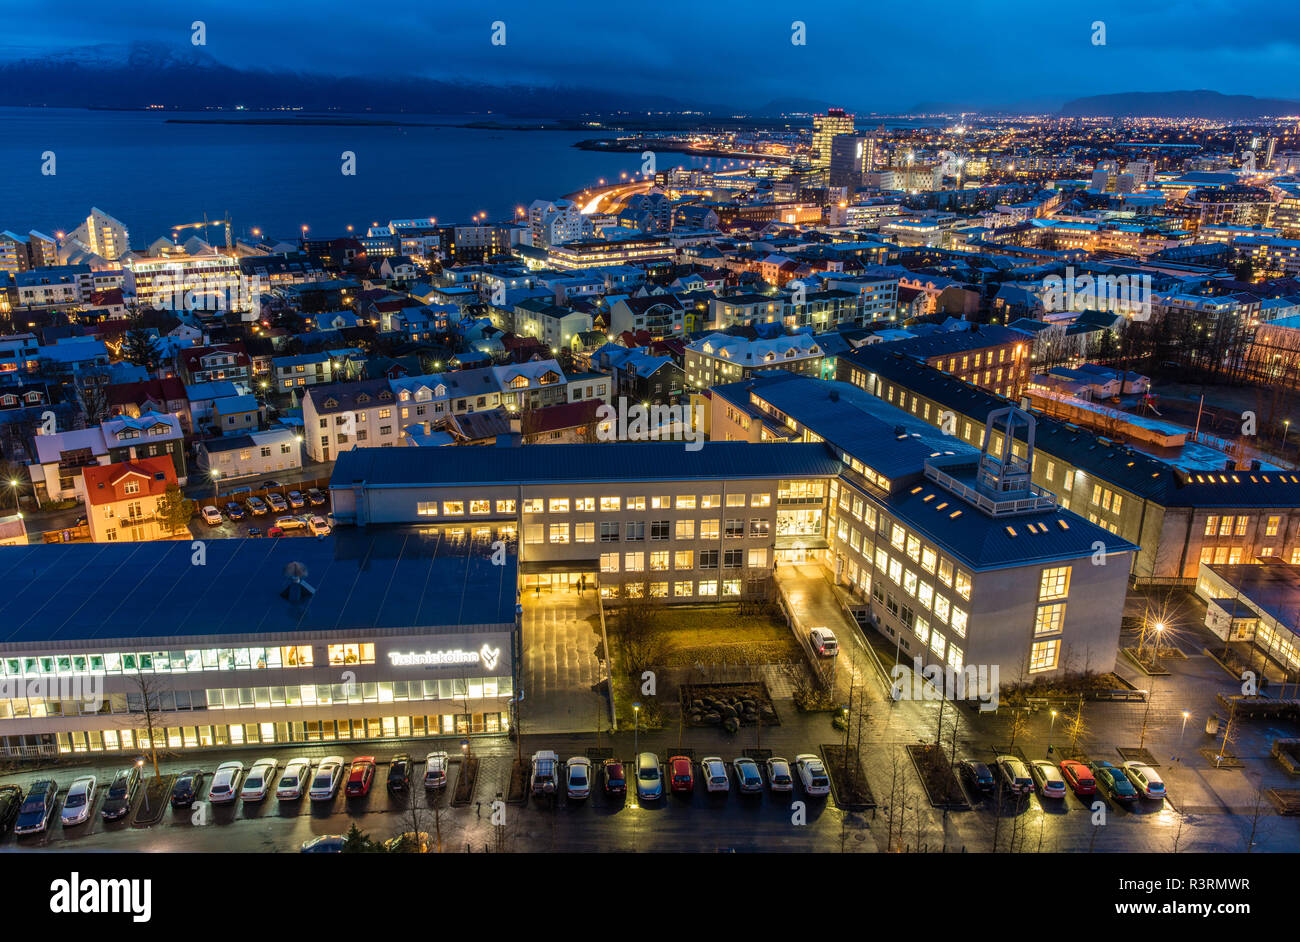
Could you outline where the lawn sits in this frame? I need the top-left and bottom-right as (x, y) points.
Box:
(653, 605), (800, 666)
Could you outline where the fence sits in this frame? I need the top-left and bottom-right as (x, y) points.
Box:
(209, 476), (332, 506)
(774, 580), (833, 689)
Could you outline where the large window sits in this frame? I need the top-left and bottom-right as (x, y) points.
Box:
(1029, 639), (1060, 674)
(1034, 603), (1065, 636)
(1039, 566), (1071, 601)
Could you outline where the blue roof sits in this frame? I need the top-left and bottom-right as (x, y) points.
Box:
(332, 441), (843, 488)
(0, 527), (517, 645)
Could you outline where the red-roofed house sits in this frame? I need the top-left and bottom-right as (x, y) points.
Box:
(82, 455), (179, 543)
(521, 399), (602, 444)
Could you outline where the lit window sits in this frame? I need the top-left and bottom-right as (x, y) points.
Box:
(549, 498), (569, 514)
(1034, 603), (1065, 636)
(1039, 566), (1071, 601)
(1029, 639), (1060, 673)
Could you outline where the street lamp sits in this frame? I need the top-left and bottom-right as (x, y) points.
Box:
(633, 702), (641, 759)
(1049, 709), (1058, 756)
(210, 468), (221, 500)
(1180, 710), (1190, 748)
(1153, 622), (1165, 668)
(1284, 419), (1291, 448)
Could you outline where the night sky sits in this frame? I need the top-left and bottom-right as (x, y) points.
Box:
(0, 0), (1296, 111)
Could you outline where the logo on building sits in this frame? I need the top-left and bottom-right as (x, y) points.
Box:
(387, 644), (503, 670)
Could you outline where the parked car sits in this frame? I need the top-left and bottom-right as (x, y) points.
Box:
(1091, 761), (1138, 802)
(201, 505), (222, 526)
(566, 757), (592, 799)
(208, 761), (244, 804)
(276, 515), (307, 530)
(170, 769), (205, 808)
(530, 750), (559, 796)
(603, 759), (626, 797)
(1059, 759), (1095, 796)
(276, 758), (312, 800)
(266, 526), (284, 538)
(1123, 761), (1167, 800)
(959, 759), (995, 793)
(300, 835), (346, 853)
(61, 775), (96, 826)
(260, 480), (281, 489)
(1030, 760), (1067, 799)
(701, 756), (730, 794)
(387, 754), (413, 793)
(248, 526), (265, 537)
(666, 755), (693, 794)
(308, 515), (331, 536)
(0, 784), (23, 833)
(246, 496), (268, 516)
(635, 752), (662, 801)
(766, 757), (794, 792)
(307, 488), (327, 507)
(224, 502), (246, 521)
(383, 830), (431, 854)
(310, 756), (346, 801)
(287, 490), (306, 509)
(997, 755), (1033, 796)
(734, 757), (763, 793)
(100, 766), (140, 822)
(809, 626), (839, 656)
(240, 758), (278, 802)
(266, 493), (289, 512)
(424, 751), (449, 789)
(14, 780), (58, 835)
(795, 755), (830, 797)
(345, 757), (376, 797)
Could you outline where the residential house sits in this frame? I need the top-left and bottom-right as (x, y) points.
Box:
(82, 456), (179, 543)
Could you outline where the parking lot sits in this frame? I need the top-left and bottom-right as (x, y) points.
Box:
(189, 485), (332, 540)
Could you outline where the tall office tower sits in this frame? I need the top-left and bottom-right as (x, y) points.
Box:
(1264, 136), (1277, 170)
(828, 134), (875, 188)
(812, 109), (855, 170)
(1123, 160), (1156, 185)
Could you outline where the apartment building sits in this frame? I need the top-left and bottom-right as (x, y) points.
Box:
(82, 456), (179, 543)
(685, 332), (826, 389)
(870, 326), (1029, 398)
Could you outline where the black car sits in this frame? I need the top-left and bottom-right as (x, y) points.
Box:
(100, 766), (141, 822)
(248, 526), (265, 538)
(0, 784), (24, 833)
(306, 488), (326, 507)
(171, 769), (205, 808)
(260, 480), (281, 489)
(959, 759), (995, 793)
(387, 753), (413, 793)
(14, 779), (58, 835)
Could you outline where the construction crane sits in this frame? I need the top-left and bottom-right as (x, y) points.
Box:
(170, 212), (233, 253)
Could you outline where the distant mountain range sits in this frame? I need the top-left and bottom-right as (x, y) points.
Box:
(1058, 90), (1300, 118)
(0, 42), (688, 116)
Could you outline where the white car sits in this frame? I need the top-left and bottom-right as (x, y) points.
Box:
(424, 751), (449, 789)
(310, 756), (346, 801)
(308, 515), (331, 536)
(795, 754), (830, 797)
(1123, 761), (1167, 799)
(701, 756), (730, 794)
(566, 757), (592, 799)
(809, 627), (839, 656)
(276, 758), (312, 800)
(60, 775), (96, 826)
(766, 757), (794, 792)
(208, 761), (244, 803)
(1029, 759), (1067, 799)
(200, 505), (223, 526)
(240, 758), (278, 802)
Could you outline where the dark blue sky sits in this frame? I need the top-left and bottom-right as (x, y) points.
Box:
(1, 0), (1297, 111)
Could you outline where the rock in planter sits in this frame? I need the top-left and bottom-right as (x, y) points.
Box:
(704, 712), (721, 725)
(723, 716), (740, 734)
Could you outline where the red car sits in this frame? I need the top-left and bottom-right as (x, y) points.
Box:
(669, 755), (694, 795)
(345, 756), (376, 797)
(1060, 759), (1095, 796)
(603, 760), (626, 796)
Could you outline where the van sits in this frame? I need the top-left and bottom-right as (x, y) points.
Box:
(531, 750), (559, 796)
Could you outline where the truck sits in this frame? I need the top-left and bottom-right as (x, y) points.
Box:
(530, 750), (559, 796)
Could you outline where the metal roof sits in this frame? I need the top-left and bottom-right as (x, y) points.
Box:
(331, 441), (843, 488)
(0, 527), (517, 646)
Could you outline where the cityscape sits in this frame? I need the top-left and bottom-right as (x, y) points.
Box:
(0, 0), (1295, 913)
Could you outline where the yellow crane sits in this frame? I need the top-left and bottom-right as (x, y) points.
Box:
(170, 213), (233, 252)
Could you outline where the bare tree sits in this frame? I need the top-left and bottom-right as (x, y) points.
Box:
(125, 668), (166, 780)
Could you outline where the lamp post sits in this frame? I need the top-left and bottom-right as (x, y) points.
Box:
(210, 468), (221, 500)
(136, 759), (148, 812)
(633, 702), (641, 759)
(1285, 419), (1291, 449)
(1180, 710), (1190, 748)
(1048, 709), (1058, 756)
(1153, 622), (1165, 670)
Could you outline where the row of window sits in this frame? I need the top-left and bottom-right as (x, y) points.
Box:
(597, 548), (768, 572)
(595, 579), (758, 598)
(0, 676), (512, 720)
(38, 713), (507, 757)
(0, 643), (377, 678)
(523, 518), (773, 545)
